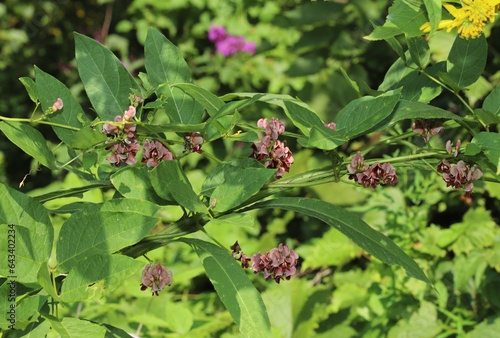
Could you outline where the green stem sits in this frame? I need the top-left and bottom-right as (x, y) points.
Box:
(0, 116), (81, 131)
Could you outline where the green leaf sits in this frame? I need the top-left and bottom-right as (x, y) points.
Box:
(283, 100), (324, 136)
(173, 83), (224, 116)
(388, 301), (441, 338)
(181, 238), (272, 337)
(19, 76), (38, 103)
(206, 94), (265, 127)
(483, 85), (500, 115)
(82, 152), (97, 170)
(335, 89), (401, 139)
(465, 143), (482, 156)
(150, 160), (208, 214)
(407, 35), (430, 69)
(447, 34), (487, 88)
(365, 0), (427, 40)
(379, 56), (444, 103)
(201, 158), (265, 197)
(0, 183), (53, 284)
(44, 316), (107, 338)
(70, 125), (108, 149)
(211, 167), (276, 212)
(35, 66), (87, 145)
(466, 315), (500, 337)
(0, 121), (57, 170)
(111, 166), (171, 204)
(475, 108), (500, 126)
(250, 197), (431, 284)
(59, 254), (144, 302)
(423, 0), (442, 36)
(307, 125), (348, 150)
(144, 28), (203, 124)
(164, 302), (194, 334)
(472, 132), (500, 174)
(389, 100), (466, 125)
(74, 32), (141, 121)
(56, 209), (158, 272)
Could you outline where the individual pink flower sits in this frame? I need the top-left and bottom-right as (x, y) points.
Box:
(412, 119), (444, 141)
(123, 106), (136, 122)
(52, 98), (63, 112)
(250, 243), (299, 284)
(446, 139), (461, 157)
(324, 122), (336, 131)
(140, 262), (173, 296)
(141, 139), (174, 167)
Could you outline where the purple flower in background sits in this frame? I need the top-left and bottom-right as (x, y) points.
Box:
(208, 25), (227, 42)
(208, 25), (256, 57)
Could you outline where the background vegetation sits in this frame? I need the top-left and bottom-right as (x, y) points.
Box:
(1, 0), (500, 336)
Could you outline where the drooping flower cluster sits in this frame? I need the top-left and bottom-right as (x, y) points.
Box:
(347, 152), (398, 188)
(249, 118), (294, 179)
(420, 0), (500, 39)
(208, 25), (256, 57)
(184, 132), (204, 154)
(230, 241), (299, 284)
(102, 106), (139, 167)
(437, 159), (483, 197)
(142, 139), (174, 167)
(412, 119), (444, 142)
(140, 262), (173, 296)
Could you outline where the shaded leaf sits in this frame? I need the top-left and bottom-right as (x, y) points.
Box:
(283, 100), (324, 136)
(0, 183), (53, 284)
(19, 76), (38, 103)
(472, 132), (500, 174)
(307, 125), (348, 150)
(59, 254), (144, 302)
(111, 166), (171, 204)
(56, 208), (158, 272)
(0, 121), (57, 170)
(150, 160), (208, 214)
(70, 125), (108, 149)
(181, 238), (272, 337)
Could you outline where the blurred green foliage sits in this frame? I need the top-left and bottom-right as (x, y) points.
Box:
(2, 0), (500, 336)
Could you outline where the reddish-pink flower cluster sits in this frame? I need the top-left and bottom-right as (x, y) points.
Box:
(140, 262), (173, 296)
(412, 119), (444, 141)
(102, 106), (139, 167)
(142, 139), (174, 167)
(249, 118), (294, 179)
(184, 132), (204, 154)
(231, 241), (299, 284)
(437, 159), (483, 197)
(347, 152), (398, 188)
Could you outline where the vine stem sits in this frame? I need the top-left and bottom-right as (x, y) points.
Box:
(0, 116), (81, 131)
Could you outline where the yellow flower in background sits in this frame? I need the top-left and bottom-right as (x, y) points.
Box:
(421, 0), (500, 39)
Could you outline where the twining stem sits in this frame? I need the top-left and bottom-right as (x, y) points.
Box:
(0, 116), (81, 131)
